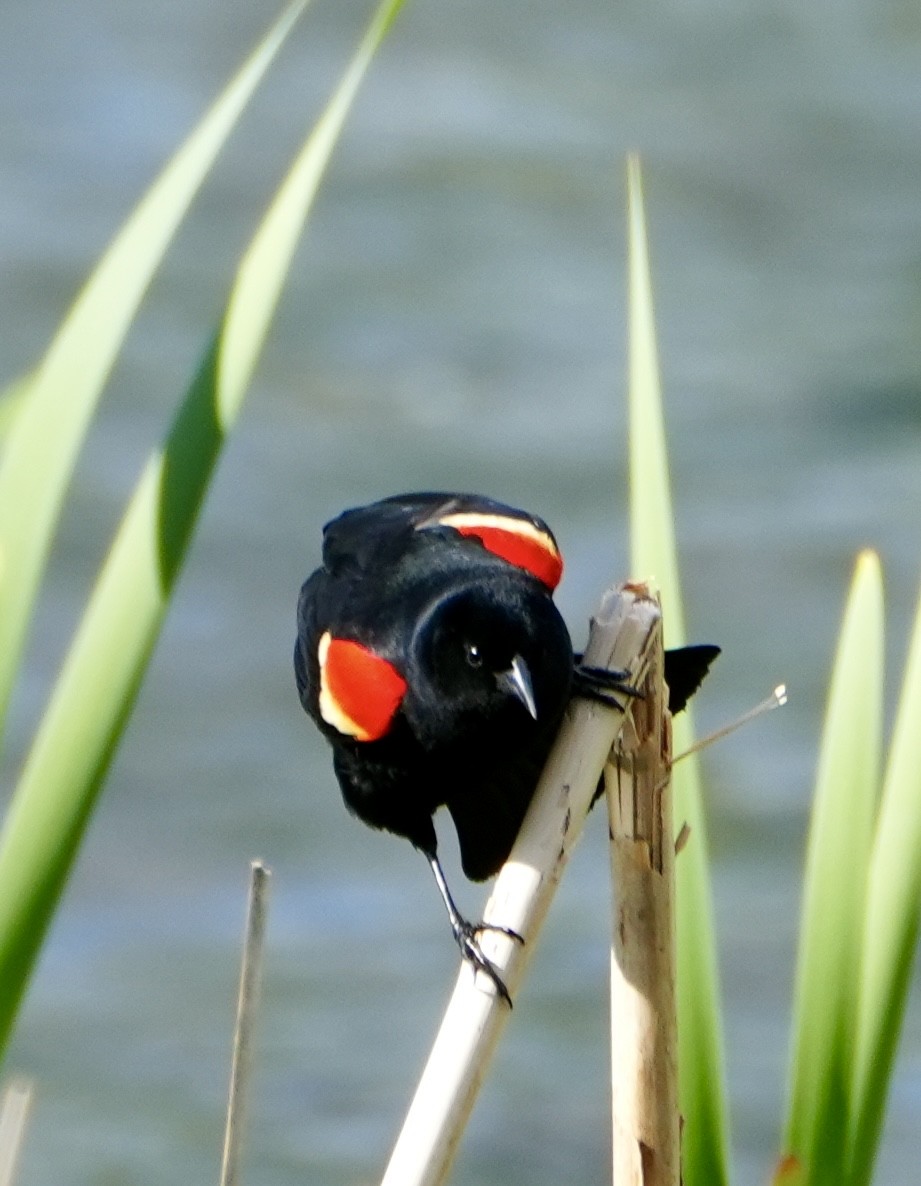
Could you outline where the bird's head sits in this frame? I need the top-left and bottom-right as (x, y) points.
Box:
(404, 575), (573, 751)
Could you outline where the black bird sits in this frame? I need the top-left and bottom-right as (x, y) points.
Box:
(295, 492), (718, 1001)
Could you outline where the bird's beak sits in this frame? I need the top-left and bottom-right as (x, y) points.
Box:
(498, 655), (538, 720)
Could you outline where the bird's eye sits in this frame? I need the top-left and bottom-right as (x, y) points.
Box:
(465, 642), (483, 668)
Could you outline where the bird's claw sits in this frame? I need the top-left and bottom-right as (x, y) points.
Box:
(452, 918), (522, 1007)
(476, 920), (524, 944)
(572, 662), (644, 710)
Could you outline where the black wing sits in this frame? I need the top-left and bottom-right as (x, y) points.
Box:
(321, 492), (560, 580)
(294, 569), (325, 713)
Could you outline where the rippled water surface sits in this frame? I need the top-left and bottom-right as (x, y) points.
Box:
(3, 1), (921, 1182)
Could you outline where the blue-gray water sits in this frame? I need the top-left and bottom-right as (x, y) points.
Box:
(3, 1), (921, 1182)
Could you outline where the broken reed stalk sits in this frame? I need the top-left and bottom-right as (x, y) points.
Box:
(607, 610), (680, 1186)
(219, 860), (272, 1186)
(380, 582), (662, 1186)
(0, 1080), (32, 1186)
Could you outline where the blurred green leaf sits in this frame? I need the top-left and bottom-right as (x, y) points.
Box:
(0, 0), (309, 751)
(0, 374), (34, 451)
(0, 0), (406, 1064)
(625, 154), (730, 1186)
(848, 574), (921, 1184)
(784, 551), (883, 1186)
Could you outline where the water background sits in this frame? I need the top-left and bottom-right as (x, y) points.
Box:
(3, 0), (921, 1182)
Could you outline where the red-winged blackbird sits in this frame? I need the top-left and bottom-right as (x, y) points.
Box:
(295, 492), (718, 1001)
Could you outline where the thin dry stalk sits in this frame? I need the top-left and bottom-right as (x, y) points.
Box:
(607, 612), (679, 1186)
(380, 583), (662, 1186)
(0, 1080), (32, 1186)
(219, 860), (272, 1186)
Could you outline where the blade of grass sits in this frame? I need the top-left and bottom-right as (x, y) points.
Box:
(0, 375), (33, 451)
(848, 575), (921, 1184)
(783, 551), (883, 1186)
(625, 154), (729, 1186)
(0, 0), (309, 750)
(0, 0), (407, 1063)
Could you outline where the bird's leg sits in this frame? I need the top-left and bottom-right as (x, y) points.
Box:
(425, 852), (523, 1008)
(571, 658), (644, 711)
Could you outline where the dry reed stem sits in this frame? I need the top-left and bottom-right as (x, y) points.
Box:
(219, 860), (271, 1186)
(607, 611), (679, 1186)
(380, 583), (661, 1186)
(0, 1080), (31, 1186)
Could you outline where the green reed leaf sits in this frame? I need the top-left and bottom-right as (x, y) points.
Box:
(784, 551), (883, 1186)
(0, 0), (406, 1063)
(0, 0), (309, 750)
(848, 573), (921, 1184)
(625, 154), (730, 1186)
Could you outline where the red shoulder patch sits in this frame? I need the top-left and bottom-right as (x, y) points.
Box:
(318, 632), (407, 741)
(436, 512), (563, 589)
